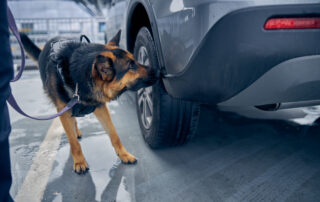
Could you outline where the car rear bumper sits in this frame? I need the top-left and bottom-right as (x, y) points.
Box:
(162, 3), (320, 105)
(220, 55), (320, 106)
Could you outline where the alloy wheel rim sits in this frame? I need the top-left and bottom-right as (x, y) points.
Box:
(137, 46), (153, 129)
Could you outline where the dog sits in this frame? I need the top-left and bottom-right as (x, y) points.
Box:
(20, 30), (159, 174)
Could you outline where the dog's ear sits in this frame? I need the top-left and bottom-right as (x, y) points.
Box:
(107, 30), (121, 46)
(94, 55), (114, 81)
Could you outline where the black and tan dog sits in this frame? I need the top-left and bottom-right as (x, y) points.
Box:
(20, 31), (158, 174)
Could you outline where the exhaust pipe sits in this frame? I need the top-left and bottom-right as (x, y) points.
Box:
(256, 100), (320, 111)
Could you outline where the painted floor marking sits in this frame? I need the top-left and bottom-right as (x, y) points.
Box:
(15, 118), (63, 202)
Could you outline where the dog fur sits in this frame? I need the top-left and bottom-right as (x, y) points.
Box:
(20, 31), (158, 174)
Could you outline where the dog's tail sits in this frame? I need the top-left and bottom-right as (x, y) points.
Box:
(20, 33), (41, 61)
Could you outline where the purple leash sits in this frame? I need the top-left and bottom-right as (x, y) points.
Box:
(6, 6), (79, 120)
(7, 94), (79, 120)
(7, 7), (24, 82)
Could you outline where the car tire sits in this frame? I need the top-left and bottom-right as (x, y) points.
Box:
(134, 27), (200, 148)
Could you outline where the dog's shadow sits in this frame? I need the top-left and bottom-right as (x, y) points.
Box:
(42, 153), (134, 202)
(42, 154), (97, 202)
(100, 161), (128, 202)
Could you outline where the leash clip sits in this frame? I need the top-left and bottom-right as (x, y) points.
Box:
(73, 83), (80, 102)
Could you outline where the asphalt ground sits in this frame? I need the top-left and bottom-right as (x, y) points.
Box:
(8, 70), (320, 202)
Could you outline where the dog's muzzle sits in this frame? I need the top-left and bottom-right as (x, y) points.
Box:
(129, 67), (160, 91)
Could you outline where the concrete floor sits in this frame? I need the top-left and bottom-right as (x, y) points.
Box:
(9, 70), (320, 202)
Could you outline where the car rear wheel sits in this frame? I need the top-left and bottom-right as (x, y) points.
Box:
(134, 27), (200, 148)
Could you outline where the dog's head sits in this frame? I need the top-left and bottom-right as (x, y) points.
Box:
(92, 30), (159, 101)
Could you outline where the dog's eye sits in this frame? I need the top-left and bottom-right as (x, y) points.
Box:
(128, 61), (136, 70)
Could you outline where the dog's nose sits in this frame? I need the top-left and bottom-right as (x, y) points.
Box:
(149, 67), (160, 81)
(145, 65), (160, 80)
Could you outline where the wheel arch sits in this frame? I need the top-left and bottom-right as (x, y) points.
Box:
(126, 1), (165, 68)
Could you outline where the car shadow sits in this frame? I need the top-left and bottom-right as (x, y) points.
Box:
(138, 105), (320, 201)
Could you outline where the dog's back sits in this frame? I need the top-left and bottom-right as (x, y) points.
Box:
(20, 34), (83, 101)
(21, 33), (68, 88)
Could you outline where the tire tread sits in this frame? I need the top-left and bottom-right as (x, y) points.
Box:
(134, 27), (200, 148)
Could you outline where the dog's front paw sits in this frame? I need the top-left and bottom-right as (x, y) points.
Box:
(73, 159), (89, 174)
(119, 152), (137, 164)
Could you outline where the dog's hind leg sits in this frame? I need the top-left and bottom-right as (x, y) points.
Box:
(74, 119), (82, 139)
(94, 104), (137, 164)
(57, 101), (89, 174)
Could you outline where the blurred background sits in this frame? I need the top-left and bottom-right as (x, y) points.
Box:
(8, 0), (114, 69)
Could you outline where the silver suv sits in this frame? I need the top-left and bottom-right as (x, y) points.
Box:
(104, 0), (320, 148)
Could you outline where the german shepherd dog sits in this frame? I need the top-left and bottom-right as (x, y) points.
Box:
(20, 31), (159, 174)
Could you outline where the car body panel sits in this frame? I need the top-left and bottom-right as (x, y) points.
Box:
(105, 0), (128, 48)
(105, 0), (320, 106)
(160, 3), (320, 104)
(149, 0), (320, 75)
(220, 55), (320, 106)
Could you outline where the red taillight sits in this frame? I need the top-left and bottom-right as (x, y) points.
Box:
(264, 17), (320, 30)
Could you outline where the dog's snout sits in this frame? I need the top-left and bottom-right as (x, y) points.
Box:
(144, 65), (159, 78)
(145, 65), (160, 84)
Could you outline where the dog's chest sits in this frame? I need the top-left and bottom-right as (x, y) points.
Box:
(71, 104), (99, 117)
